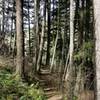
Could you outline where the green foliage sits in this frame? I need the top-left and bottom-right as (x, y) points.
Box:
(63, 96), (78, 100)
(62, 96), (67, 100)
(74, 42), (94, 65)
(73, 96), (78, 100)
(0, 69), (46, 100)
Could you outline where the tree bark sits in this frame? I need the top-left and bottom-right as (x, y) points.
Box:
(28, 0), (31, 56)
(69, 0), (75, 70)
(16, 0), (24, 77)
(50, 33), (58, 72)
(66, 0), (75, 99)
(46, 0), (51, 66)
(93, 0), (100, 99)
(2, 0), (5, 34)
(34, 0), (40, 71)
(36, 2), (45, 72)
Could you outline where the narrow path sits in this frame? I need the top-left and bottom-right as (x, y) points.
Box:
(0, 56), (63, 100)
(38, 69), (63, 100)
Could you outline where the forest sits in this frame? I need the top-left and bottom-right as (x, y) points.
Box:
(0, 0), (99, 100)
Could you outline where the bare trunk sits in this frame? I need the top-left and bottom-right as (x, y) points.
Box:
(65, 0), (75, 99)
(28, 0), (31, 56)
(46, 0), (51, 66)
(16, 0), (24, 77)
(9, 12), (14, 55)
(34, 0), (39, 71)
(50, 33), (58, 72)
(2, 0), (5, 34)
(93, 0), (100, 99)
(36, 3), (45, 72)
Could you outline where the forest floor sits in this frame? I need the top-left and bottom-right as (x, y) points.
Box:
(0, 56), (14, 67)
(0, 56), (63, 100)
(38, 69), (63, 100)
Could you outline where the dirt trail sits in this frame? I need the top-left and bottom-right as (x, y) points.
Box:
(38, 69), (63, 100)
(0, 56), (63, 100)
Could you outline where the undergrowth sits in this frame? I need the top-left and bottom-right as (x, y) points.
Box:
(0, 68), (46, 100)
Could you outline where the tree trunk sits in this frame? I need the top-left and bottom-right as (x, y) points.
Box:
(2, 0), (5, 34)
(36, 2), (45, 72)
(50, 33), (58, 72)
(65, 0), (75, 99)
(46, 0), (51, 66)
(93, 0), (100, 99)
(28, 0), (31, 56)
(69, 0), (74, 71)
(9, 13), (13, 55)
(16, 0), (24, 77)
(34, 0), (39, 71)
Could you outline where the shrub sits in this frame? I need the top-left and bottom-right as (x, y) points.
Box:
(74, 41), (94, 65)
(0, 69), (46, 100)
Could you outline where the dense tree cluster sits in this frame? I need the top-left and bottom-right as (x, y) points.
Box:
(0, 0), (99, 99)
